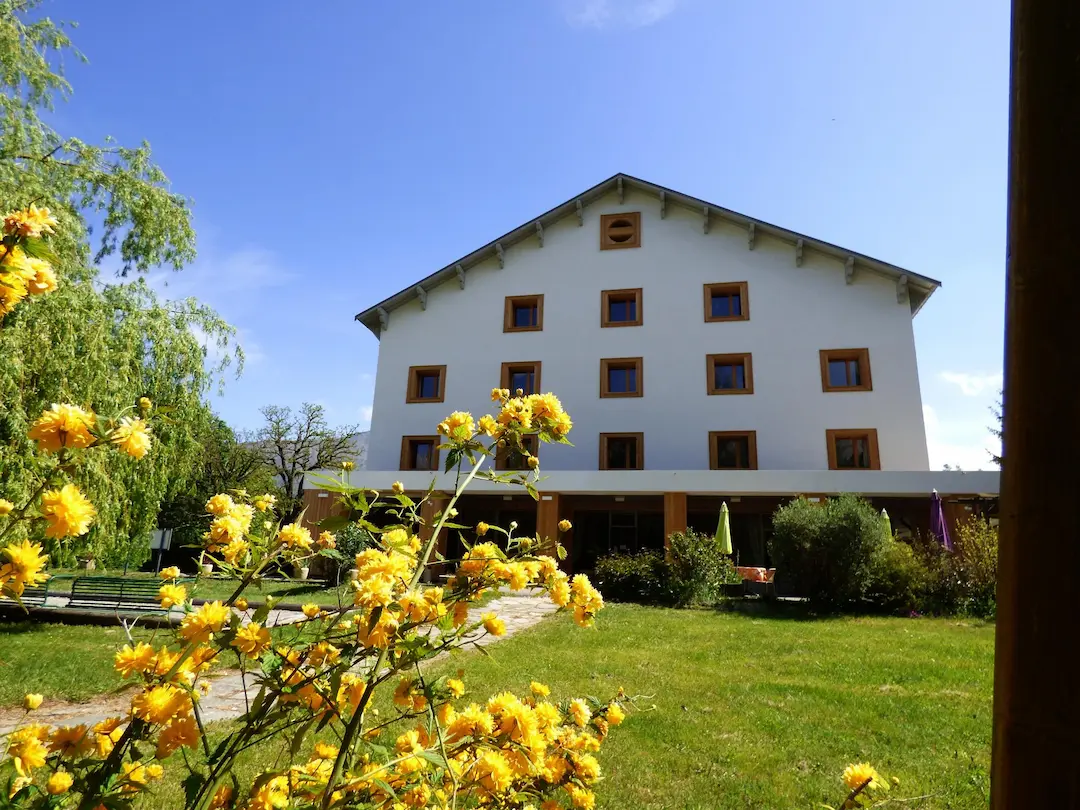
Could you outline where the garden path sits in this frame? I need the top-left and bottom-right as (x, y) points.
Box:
(0, 590), (557, 733)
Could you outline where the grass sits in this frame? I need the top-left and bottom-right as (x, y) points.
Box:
(137, 605), (993, 809)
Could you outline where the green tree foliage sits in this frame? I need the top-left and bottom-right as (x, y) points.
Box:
(0, 2), (239, 566)
(157, 418), (275, 556)
(990, 391), (1003, 466)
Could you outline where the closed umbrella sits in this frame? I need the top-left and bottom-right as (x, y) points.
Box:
(880, 508), (892, 539)
(930, 489), (953, 551)
(715, 502), (733, 556)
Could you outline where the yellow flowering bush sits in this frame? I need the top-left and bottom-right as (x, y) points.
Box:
(2, 347), (625, 808)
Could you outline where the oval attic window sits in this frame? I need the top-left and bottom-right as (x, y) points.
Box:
(600, 212), (641, 250)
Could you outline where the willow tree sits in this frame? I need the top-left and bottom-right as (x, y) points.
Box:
(0, 1), (239, 566)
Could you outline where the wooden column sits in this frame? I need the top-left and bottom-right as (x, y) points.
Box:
(419, 493), (450, 583)
(993, 1), (1080, 805)
(536, 492), (561, 545)
(663, 492), (687, 549)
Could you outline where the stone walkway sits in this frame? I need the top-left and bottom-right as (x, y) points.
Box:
(0, 590), (557, 734)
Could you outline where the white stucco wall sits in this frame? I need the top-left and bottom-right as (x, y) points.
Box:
(365, 189), (930, 473)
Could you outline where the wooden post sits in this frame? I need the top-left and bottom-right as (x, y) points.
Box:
(663, 492), (687, 550)
(537, 492), (561, 546)
(992, 1), (1080, 805)
(419, 493), (450, 583)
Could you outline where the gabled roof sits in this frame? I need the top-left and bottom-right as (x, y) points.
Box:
(355, 173), (941, 337)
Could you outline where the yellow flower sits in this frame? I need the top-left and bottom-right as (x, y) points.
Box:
(605, 702), (625, 725)
(497, 396), (533, 431)
(207, 514), (244, 548)
(156, 714), (199, 759)
(25, 259), (57, 295)
(221, 538), (249, 565)
(527, 454), (540, 469)
(476, 521), (489, 536)
(253, 493), (276, 512)
(231, 623), (271, 659)
(179, 601), (229, 643)
(138, 396), (153, 412)
(132, 685), (191, 725)
(530, 681), (550, 697)
(566, 784), (596, 809)
(7, 732), (47, 776)
(0, 498), (14, 516)
(205, 493), (235, 517)
(159, 566), (180, 580)
(91, 717), (125, 757)
(38, 484), (95, 539)
(209, 785), (234, 810)
(569, 698), (591, 727)
(317, 530), (336, 549)
(478, 414), (499, 437)
(111, 416), (153, 459)
(27, 403), (96, 453)
(558, 519), (572, 532)
(341, 460), (355, 471)
(0, 273), (28, 315)
(4, 204), (58, 237)
(437, 410), (476, 441)
(482, 612), (506, 636)
(573, 753), (602, 782)
(278, 523), (312, 551)
(234, 597), (248, 611)
(23, 693), (42, 710)
(1, 540), (49, 595)
(46, 771), (73, 795)
(447, 678), (465, 698)
(842, 762), (885, 792)
(157, 583), (187, 609)
(550, 577), (571, 608)
(471, 748), (513, 794)
(490, 387), (506, 402)
(302, 603), (321, 618)
(392, 481), (405, 495)
(49, 724), (90, 757)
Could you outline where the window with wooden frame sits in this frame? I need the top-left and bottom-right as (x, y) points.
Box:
(706, 353), (753, 395)
(405, 365), (446, 403)
(599, 433), (644, 470)
(503, 294), (544, 332)
(600, 212), (641, 250)
(820, 348), (873, 392)
(601, 288), (643, 327)
(600, 357), (643, 398)
(703, 281), (749, 322)
(500, 361), (541, 396)
(400, 436), (440, 471)
(709, 431), (758, 470)
(826, 429), (880, 470)
(495, 434), (538, 471)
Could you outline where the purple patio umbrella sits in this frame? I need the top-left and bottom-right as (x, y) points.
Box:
(930, 489), (953, 551)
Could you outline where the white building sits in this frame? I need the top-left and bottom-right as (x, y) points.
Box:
(307, 174), (999, 570)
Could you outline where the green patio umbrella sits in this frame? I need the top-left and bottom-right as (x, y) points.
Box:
(715, 502), (733, 555)
(880, 508), (893, 539)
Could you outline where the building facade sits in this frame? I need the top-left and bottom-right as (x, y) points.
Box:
(307, 175), (999, 571)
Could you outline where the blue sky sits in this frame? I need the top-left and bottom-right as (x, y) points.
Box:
(47, 0), (1009, 469)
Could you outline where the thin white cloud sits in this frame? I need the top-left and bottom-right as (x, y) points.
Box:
(358, 405), (373, 429)
(939, 370), (1003, 397)
(147, 247), (293, 303)
(561, 0), (678, 28)
(923, 404), (999, 471)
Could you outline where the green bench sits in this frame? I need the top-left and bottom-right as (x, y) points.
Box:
(65, 576), (173, 614)
(8, 583), (50, 608)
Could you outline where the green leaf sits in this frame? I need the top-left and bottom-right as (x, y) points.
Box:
(525, 481), (539, 501)
(395, 493), (415, 508)
(181, 772), (205, 807)
(290, 716), (317, 757)
(21, 236), (59, 264)
(444, 448), (461, 473)
(318, 514), (352, 532)
(419, 749), (449, 769)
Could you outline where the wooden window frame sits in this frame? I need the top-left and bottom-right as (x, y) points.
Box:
(703, 281), (750, 322)
(495, 434), (538, 471)
(600, 356), (644, 398)
(500, 361), (542, 396)
(708, 430), (759, 470)
(405, 365), (446, 404)
(706, 352), (754, 395)
(600, 212), (642, 250)
(820, 348), (873, 392)
(503, 294), (544, 333)
(399, 435), (440, 471)
(601, 288), (643, 328)
(599, 432), (644, 471)
(825, 428), (881, 470)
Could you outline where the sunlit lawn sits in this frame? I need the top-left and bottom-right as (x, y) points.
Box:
(137, 604), (994, 809)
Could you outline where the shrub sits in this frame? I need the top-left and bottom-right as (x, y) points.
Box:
(769, 494), (889, 609)
(666, 529), (741, 606)
(866, 539), (928, 613)
(913, 517), (998, 617)
(594, 549), (667, 603)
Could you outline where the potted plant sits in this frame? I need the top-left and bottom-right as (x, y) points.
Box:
(78, 554), (96, 571)
(199, 551), (213, 575)
(294, 563), (310, 581)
